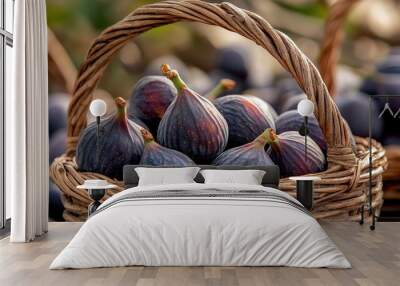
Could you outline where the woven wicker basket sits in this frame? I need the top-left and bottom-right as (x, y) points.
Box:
(319, 0), (393, 212)
(50, 0), (387, 222)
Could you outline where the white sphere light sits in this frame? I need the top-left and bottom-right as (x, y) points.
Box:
(297, 99), (314, 117)
(89, 99), (107, 117)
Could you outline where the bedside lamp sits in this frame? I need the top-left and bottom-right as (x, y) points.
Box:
(297, 99), (314, 162)
(89, 99), (107, 163)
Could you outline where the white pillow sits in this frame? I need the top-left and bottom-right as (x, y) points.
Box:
(200, 169), (266, 185)
(135, 167), (200, 186)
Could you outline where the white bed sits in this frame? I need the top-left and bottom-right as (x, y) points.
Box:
(50, 183), (351, 269)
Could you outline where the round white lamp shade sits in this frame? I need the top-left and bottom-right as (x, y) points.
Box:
(89, 99), (107, 117)
(297, 99), (314, 117)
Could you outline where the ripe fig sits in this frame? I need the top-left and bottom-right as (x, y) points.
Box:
(206, 82), (276, 148)
(128, 76), (177, 135)
(335, 93), (383, 139)
(245, 87), (280, 112)
(265, 129), (325, 177)
(140, 129), (194, 166)
(76, 97), (144, 180)
(246, 95), (278, 123)
(49, 181), (64, 221)
(157, 64), (228, 163)
(216, 46), (249, 82)
(276, 110), (327, 153)
(213, 129), (274, 166)
(49, 129), (67, 163)
(280, 93), (307, 113)
(48, 93), (69, 136)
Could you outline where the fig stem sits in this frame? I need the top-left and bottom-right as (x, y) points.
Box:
(161, 64), (186, 91)
(262, 128), (281, 153)
(206, 79), (236, 100)
(140, 128), (154, 144)
(262, 128), (279, 144)
(114, 97), (128, 128)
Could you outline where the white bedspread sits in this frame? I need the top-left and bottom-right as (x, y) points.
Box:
(50, 183), (351, 269)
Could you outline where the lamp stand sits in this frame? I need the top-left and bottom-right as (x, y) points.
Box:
(304, 116), (308, 162)
(96, 116), (100, 164)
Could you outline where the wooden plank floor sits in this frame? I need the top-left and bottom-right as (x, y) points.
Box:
(0, 222), (399, 286)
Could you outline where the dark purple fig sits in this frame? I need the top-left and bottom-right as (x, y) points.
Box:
(157, 64), (228, 163)
(280, 93), (307, 113)
(275, 76), (303, 112)
(245, 87), (280, 114)
(276, 110), (327, 153)
(76, 97), (144, 180)
(246, 95), (278, 123)
(275, 76), (303, 98)
(216, 46), (249, 81)
(376, 49), (400, 74)
(140, 129), (194, 166)
(48, 93), (69, 136)
(213, 129), (274, 166)
(335, 93), (383, 139)
(360, 77), (377, 95)
(128, 76), (177, 135)
(207, 83), (276, 148)
(49, 181), (64, 221)
(49, 129), (67, 163)
(265, 129), (325, 177)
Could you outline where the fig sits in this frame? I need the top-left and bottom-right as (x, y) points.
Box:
(157, 64), (228, 163)
(76, 97), (144, 180)
(276, 110), (327, 153)
(360, 77), (377, 95)
(206, 82), (276, 148)
(49, 181), (64, 221)
(265, 129), (325, 177)
(213, 129), (274, 166)
(140, 129), (194, 166)
(280, 93), (307, 113)
(244, 87), (280, 114)
(359, 49), (400, 137)
(216, 46), (249, 81)
(275, 76), (303, 98)
(246, 95), (278, 123)
(49, 129), (67, 163)
(128, 76), (177, 135)
(48, 93), (69, 136)
(335, 93), (383, 139)
(275, 77), (303, 113)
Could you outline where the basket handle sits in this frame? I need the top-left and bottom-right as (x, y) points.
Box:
(67, 0), (355, 164)
(318, 0), (360, 97)
(48, 28), (78, 95)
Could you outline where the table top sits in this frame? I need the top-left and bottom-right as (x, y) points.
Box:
(289, 176), (321, 181)
(77, 184), (118, 190)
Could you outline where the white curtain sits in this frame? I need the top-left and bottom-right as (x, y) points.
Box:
(7, 0), (49, 242)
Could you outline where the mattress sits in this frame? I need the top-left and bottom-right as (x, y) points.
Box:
(50, 183), (351, 269)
